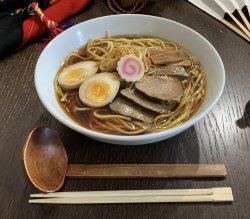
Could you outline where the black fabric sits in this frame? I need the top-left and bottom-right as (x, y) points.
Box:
(0, 0), (49, 11)
(0, 0), (50, 58)
(0, 9), (29, 58)
(0, 0), (30, 11)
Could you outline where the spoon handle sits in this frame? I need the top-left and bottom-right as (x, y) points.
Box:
(66, 164), (226, 178)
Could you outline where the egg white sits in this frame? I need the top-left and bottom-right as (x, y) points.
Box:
(58, 61), (98, 89)
(79, 72), (120, 107)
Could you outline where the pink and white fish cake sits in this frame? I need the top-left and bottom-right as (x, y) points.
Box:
(116, 55), (144, 82)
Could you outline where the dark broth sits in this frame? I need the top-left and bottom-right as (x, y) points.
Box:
(57, 91), (118, 134)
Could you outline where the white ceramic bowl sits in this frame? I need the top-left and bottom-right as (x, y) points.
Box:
(35, 14), (225, 145)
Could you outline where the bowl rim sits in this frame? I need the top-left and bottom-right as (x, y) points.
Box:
(35, 14), (225, 143)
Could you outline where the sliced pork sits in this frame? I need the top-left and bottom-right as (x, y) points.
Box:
(148, 47), (189, 59)
(109, 97), (155, 124)
(148, 48), (185, 65)
(150, 53), (184, 65)
(135, 75), (184, 103)
(173, 59), (201, 69)
(151, 65), (189, 78)
(120, 89), (175, 114)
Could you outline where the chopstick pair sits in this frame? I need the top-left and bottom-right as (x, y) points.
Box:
(29, 187), (233, 204)
(188, 0), (250, 42)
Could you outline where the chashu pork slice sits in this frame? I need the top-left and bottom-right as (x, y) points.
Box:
(172, 59), (201, 69)
(109, 97), (155, 124)
(148, 48), (185, 65)
(151, 65), (189, 78)
(135, 75), (184, 103)
(150, 53), (184, 65)
(148, 47), (189, 59)
(120, 89), (175, 114)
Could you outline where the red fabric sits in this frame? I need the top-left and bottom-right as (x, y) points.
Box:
(22, 0), (91, 46)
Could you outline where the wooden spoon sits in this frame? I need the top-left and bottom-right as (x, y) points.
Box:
(22, 126), (227, 193)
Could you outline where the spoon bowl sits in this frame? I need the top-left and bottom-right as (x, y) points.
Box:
(23, 126), (68, 192)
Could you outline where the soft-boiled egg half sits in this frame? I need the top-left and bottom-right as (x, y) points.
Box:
(57, 61), (98, 89)
(79, 72), (120, 108)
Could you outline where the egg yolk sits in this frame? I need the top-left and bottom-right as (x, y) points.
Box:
(65, 68), (87, 83)
(86, 80), (110, 103)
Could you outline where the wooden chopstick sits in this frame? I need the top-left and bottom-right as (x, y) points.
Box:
(66, 164), (227, 178)
(29, 194), (233, 204)
(29, 187), (233, 204)
(30, 187), (232, 198)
